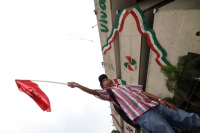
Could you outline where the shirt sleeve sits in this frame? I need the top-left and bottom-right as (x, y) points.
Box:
(94, 89), (112, 102)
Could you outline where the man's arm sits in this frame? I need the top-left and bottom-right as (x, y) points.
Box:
(141, 91), (177, 110)
(67, 82), (99, 96)
(141, 91), (160, 101)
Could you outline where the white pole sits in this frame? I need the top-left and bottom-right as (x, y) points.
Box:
(31, 80), (68, 85)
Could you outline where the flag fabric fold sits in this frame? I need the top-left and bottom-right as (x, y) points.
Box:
(15, 80), (51, 112)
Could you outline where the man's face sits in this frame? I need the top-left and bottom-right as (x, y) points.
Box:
(198, 32), (200, 36)
(102, 78), (113, 89)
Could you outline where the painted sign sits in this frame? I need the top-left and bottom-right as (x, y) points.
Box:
(124, 56), (136, 71)
(101, 6), (171, 67)
(99, 0), (108, 32)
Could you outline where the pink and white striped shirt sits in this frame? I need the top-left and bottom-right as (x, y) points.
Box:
(95, 84), (158, 121)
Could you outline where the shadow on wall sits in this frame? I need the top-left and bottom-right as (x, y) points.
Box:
(196, 31), (200, 37)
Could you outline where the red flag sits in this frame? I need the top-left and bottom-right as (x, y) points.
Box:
(15, 80), (51, 112)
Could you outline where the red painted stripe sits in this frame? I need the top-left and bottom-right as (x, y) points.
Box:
(130, 11), (143, 34)
(130, 10), (163, 67)
(119, 11), (129, 32)
(125, 56), (132, 63)
(104, 11), (130, 54)
(103, 45), (111, 54)
(113, 79), (119, 84)
(109, 30), (118, 44)
(128, 64), (134, 71)
(144, 33), (162, 67)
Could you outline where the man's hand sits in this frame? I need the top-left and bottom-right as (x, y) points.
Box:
(67, 82), (99, 96)
(67, 82), (78, 88)
(141, 91), (177, 110)
(160, 100), (177, 110)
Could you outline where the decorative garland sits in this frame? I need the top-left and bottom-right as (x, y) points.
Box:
(101, 5), (171, 67)
(113, 79), (126, 85)
(124, 56), (136, 71)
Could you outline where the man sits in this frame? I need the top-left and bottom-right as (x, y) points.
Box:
(67, 74), (200, 133)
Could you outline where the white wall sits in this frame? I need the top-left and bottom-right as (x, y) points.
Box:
(146, 0), (200, 98)
(119, 14), (141, 85)
(94, 0), (118, 79)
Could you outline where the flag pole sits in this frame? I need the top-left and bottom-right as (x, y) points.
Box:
(31, 80), (68, 85)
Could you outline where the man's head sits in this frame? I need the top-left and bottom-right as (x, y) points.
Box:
(98, 74), (114, 89)
(196, 31), (200, 36)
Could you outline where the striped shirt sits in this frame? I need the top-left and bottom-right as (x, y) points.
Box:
(95, 84), (158, 121)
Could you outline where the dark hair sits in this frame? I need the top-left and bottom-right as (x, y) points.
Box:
(196, 31), (200, 36)
(98, 74), (108, 89)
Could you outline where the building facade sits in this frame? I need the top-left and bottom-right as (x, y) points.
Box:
(93, 0), (200, 132)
